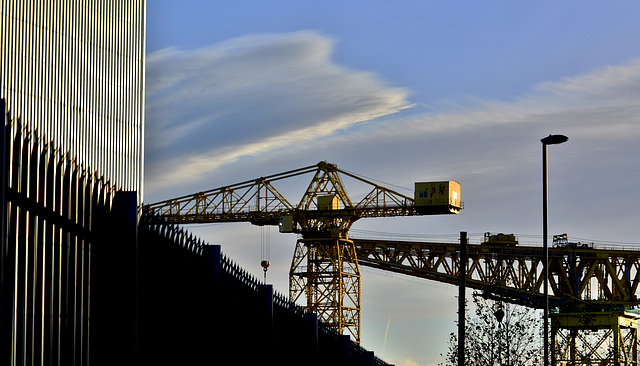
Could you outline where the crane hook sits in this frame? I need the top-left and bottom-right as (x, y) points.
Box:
(261, 260), (270, 282)
(261, 226), (271, 282)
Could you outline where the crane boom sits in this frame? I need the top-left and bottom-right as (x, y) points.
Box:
(146, 161), (462, 237)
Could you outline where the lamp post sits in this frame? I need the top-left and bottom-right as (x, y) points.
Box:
(541, 134), (568, 366)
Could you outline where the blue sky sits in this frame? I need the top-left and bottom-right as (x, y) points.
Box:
(145, 2), (640, 365)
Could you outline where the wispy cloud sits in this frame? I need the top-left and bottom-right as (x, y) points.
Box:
(535, 59), (640, 98)
(363, 59), (640, 141)
(145, 31), (412, 194)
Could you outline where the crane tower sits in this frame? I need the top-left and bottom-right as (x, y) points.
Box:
(145, 161), (462, 343)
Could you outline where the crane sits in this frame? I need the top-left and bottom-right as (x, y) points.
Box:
(144, 161), (463, 343)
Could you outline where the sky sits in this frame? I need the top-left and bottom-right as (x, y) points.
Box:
(144, 2), (640, 365)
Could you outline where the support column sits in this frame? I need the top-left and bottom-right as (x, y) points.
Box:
(552, 311), (640, 366)
(203, 244), (222, 283)
(290, 237), (361, 343)
(613, 322), (621, 365)
(0, 99), (9, 365)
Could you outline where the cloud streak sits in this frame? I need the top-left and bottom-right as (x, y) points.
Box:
(383, 315), (390, 352)
(145, 31), (412, 194)
(363, 59), (640, 142)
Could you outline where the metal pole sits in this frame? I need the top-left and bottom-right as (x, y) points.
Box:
(540, 134), (567, 366)
(543, 143), (549, 366)
(458, 231), (467, 366)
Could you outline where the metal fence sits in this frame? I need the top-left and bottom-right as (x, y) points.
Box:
(0, 100), (138, 366)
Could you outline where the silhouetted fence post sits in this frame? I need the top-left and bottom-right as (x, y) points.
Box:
(305, 312), (319, 358)
(260, 284), (274, 353)
(339, 334), (351, 366)
(203, 244), (222, 283)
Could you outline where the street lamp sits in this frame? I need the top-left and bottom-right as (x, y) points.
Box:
(541, 134), (568, 366)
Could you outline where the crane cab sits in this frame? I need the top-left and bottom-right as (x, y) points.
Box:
(317, 195), (340, 210)
(414, 181), (462, 214)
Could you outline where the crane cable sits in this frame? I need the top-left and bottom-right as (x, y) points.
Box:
(260, 226), (270, 282)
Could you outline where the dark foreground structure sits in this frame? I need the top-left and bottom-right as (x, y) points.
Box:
(0, 109), (391, 365)
(139, 216), (389, 366)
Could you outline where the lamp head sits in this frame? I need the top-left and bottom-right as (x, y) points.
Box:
(541, 134), (569, 145)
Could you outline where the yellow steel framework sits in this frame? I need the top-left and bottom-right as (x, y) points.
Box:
(354, 238), (640, 309)
(290, 237), (361, 341)
(145, 161), (461, 343)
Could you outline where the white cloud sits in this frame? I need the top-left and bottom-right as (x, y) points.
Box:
(145, 31), (412, 195)
(359, 59), (640, 143)
(145, 28), (640, 206)
(535, 59), (640, 98)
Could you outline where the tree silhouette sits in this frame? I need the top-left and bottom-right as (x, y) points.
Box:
(440, 294), (543, 366)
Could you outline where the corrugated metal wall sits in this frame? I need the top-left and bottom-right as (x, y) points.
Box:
(0, 0), (145, 198)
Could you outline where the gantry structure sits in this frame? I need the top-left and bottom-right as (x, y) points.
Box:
(145, 161), (640, 364)
(355, 234), (640, 365)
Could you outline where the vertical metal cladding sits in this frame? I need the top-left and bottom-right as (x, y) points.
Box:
(0, 0), (145, 199)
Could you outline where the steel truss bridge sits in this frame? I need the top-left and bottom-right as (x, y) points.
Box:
(354, 236), (640, 365)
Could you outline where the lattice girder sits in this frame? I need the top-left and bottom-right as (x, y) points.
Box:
(354, 238), (640, 310)
(289, 237), (361, 343)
